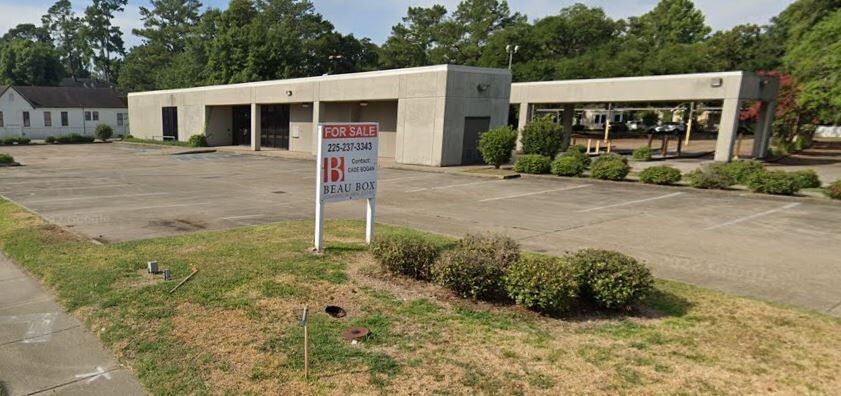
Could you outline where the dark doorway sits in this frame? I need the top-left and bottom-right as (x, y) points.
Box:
(462, 117), (491, 165)
(232, 105), (251, 146)
(261, 104), (290, 149)
(162, 107), (178, 140)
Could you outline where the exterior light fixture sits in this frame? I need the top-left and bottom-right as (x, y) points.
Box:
(710, 78), (723, 87)
(359, 101), (368, 107)
(286, 90), (293, 96)
(302, 103), (310, 108)
(505, 44), (520, 70)
(477, 83), (490, 92)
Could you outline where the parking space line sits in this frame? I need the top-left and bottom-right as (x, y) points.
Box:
(26, 192), (169, 204)
(380, 174), (438, 183)
(406, 179), (502, 193)
(704, 202), (801, 231)
(221, 214), (264, 221)
(578, 192), (684, 213)
(0, 183), (130, 194)
(479, 184), (591, 202)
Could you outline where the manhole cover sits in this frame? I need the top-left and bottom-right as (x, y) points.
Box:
(325, 306), (346, 318)
(341, 326), (369, 340)
(272, 191), (286, 194)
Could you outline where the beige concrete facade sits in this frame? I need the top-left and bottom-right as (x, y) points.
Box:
(511, 71), (780, 161)
(128, 65), (511, 166)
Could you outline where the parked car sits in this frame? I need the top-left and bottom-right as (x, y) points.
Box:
(626, 120), (647, 131)
(647, 122), (686, 135)
(608, 122), (629, 133)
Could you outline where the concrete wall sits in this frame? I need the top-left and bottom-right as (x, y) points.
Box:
(289, 104), (313, 153)
(205, 106), (232, 146)
(0, 88), (128, 139)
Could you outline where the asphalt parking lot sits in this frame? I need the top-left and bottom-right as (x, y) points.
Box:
(2, 143), (841, 316)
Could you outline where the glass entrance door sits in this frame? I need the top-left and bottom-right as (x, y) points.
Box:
(260, 104), (290, 149)
(231, 105), (251, 146)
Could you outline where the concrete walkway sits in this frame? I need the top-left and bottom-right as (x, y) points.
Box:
(0, 254), (145, 396)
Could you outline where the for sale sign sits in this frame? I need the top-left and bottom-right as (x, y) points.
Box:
(317, 122), (379, 203)
(314, 122), (379, 252)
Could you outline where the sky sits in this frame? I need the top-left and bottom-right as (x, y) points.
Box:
(0, 0), (796, 49)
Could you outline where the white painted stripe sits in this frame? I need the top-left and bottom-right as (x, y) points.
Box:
(704, 202), (801, 231)
(406, 179), (501, 192)
(221, 214), (265, 221)
(479, 184), (591, 202)
(0, 183), (129, 194)
(26, 192), (168, 204)
(380, 174), (437, 182)
(124, 202), (211, 211)
(578, 192), (684, 213)
(0, 177), (112, 186)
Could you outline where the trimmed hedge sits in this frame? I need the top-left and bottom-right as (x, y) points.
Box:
(632, 146), (653, 161)
(746, 170), (801, 195)
(370, 234), (442, 281)
(570, 249), (654, 309)
(590, 154), (630, 181)
(638, 166), (682, 185)
(433, 233), (520, 300)
(551, 154), (586, 177)
(188, 134), (209, 148)
(94, 124), (114, 141)
(505, 256), (579, 314)
(0, 153), (14, 164)
(722, 160), (765, 185)
(829, 180), (841, 200)
(563, 146), (591, 167)
(49, 134), (96, 144)
(478, 126), (518, 169)
(791, 169), (821, 189)
(1, 137), (30, 145)
(513, 154), (551, 174)
(521, 116), (563, 157)
(685, 163), (735, 189)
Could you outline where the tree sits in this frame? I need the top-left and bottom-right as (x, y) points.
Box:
(41, 0), (90, 80)
(532, 4), (623, 59)
(84, 0), (128, 82)
(628, 0), (711, 48)
(785, 10), (841, 124)
(0, 39), (64, 85)
(379, 5), (447, 69)
(436, 0), (524, 65)
(707, 24), (775, 72)
(134, 0), (203, 53)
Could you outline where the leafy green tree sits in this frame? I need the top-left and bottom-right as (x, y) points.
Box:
(0, 39), (64, 85)
(435, 0), (524, 65)
(134, 0), (203, 53)
(532, 4), (623, 59)
(84, 0), (128, 82)
(786, 9), (841, 123)
(707, 24), (776, 72)
(628, 0), (711, 48)
(379, 5), (447, 69)
(2, 24), (51, 43)
(41, 0), (90, 80)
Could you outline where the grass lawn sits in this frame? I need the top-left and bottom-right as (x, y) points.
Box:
(123, 137), (194, 147)
(1, 199), (840, 395)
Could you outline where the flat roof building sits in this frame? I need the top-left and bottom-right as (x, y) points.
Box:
(128, 65), (512, 166)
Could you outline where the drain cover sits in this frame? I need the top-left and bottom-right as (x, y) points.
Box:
(341, 326), (370, 340)
(325, 305), (346, 318)
(271, 190), (286, 194)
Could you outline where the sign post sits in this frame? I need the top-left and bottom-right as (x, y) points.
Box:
(314, 122), (379, 252)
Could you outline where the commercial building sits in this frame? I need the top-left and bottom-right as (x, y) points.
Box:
(128, 67), (779, 166)
(511, 71), (780, 161)
(0, 86), (129, 140)
(128, 65), (511, 166)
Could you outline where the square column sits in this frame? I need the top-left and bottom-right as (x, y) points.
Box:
(752, 101), (776, 159)
(561, 103), (575, 151)
(714, 98), (742, 162)
(250, 103), (261, 151)
(516, 102), (531, 152)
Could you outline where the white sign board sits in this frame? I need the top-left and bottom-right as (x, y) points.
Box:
(314, 122), (379, 251)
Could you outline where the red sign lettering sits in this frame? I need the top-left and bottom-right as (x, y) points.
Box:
(323, 157), (345, 183)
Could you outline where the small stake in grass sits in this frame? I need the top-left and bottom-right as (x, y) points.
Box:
(169, 264), (198, 294)
(300, 306), (309, 379)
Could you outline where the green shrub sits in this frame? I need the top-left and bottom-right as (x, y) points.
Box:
(828, 180), (841, 200)
(791, 169), (821, 189)
(722, 160), (765, 184)
(568, 144), (586, 154)
(570, 249), (654, 309)
(0, 153), (14, 164)
(18, 137), (30, 144)
(188, 134), (209, 147)
(746, 170), (801, 195)
(45, 136), (56, 144)
(94, 124), (113, 141)
(521, 116), (563, 157)
(563, 146), (591, 167)
(433, 233), (520, 300)
(478, 126), (517, 169)
(125, 134), (134, 139)
(513, 154), (551, 174)
(1, 137), (31, 145)
(370, 235), (442, 281)
(685, 163), (736, 189)
(551, 154), (586, 177)
(54, 133), (95, 144)
(632, 146), (653, 161)
(638, 166), (682, 185)
(505, 256), (579, 314)
(590, 154), (630, 181)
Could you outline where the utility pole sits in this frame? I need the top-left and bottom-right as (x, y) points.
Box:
(327, 55), (344, 75)
(505, 44), (519, 70)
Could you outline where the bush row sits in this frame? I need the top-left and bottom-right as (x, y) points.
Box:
(370, 233), (654, 314)
(0, 153), (14, 164)
(0, 137), (30, 145)
(45, 133), (96, 144)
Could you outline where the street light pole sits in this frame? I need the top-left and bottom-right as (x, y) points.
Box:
(505, 44), (519, 70)
(327, 54), (344, 75)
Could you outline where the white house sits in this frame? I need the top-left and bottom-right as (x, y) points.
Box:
(0, 85), (128, 140)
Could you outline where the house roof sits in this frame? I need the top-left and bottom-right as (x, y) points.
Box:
(7, 86), (127, 109)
